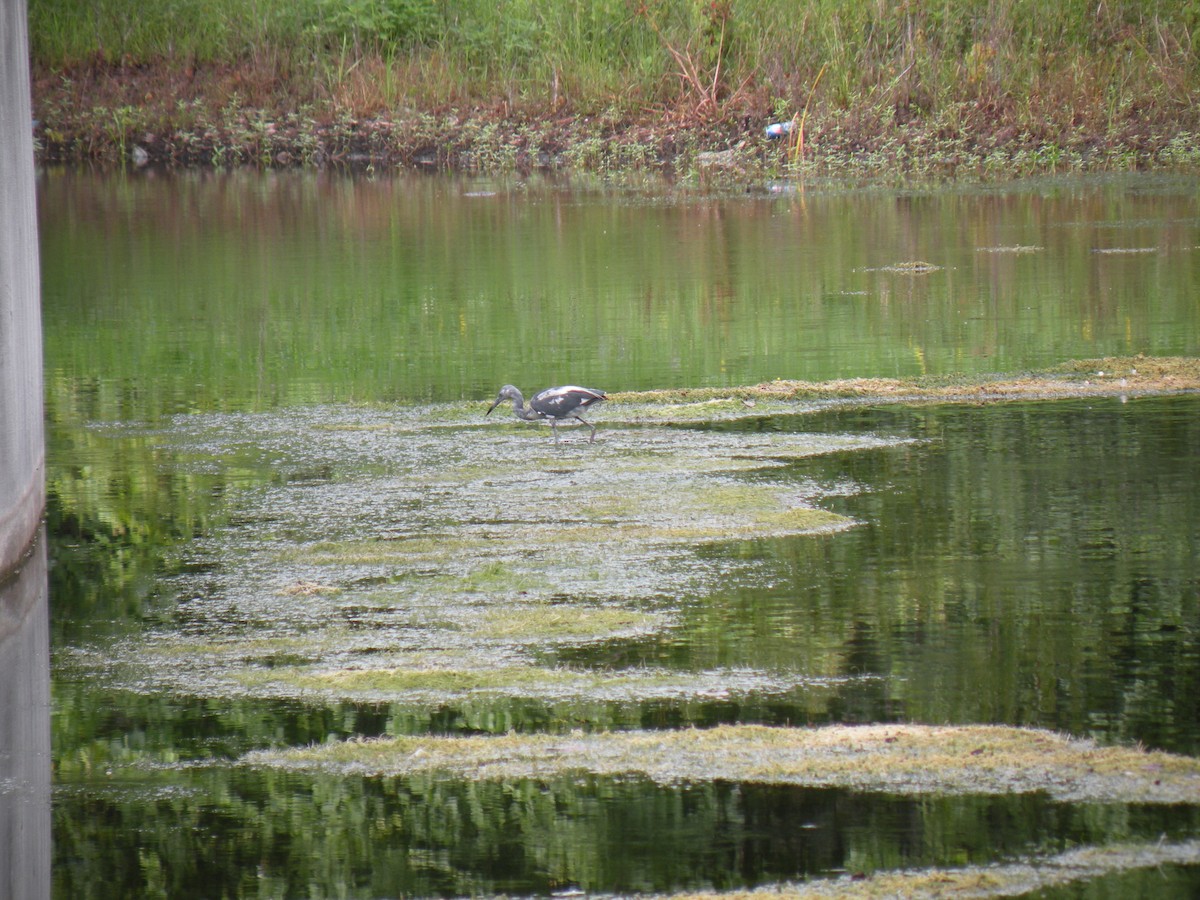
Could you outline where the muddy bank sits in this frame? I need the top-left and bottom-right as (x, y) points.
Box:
(31, 61), (1200, 178)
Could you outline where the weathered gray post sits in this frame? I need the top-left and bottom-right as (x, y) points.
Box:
(0, 1), (51, 898)
(0, 537), (49, 900)
(0, 0), (45, 569)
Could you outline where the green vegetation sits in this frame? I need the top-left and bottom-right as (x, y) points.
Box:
(244, 723), (1200, 803)
(63, 363), (1200, 732)
(86, 410), (863, 708)
(664, 842), (1200, 898)
(229, 660), (803, 704)
(614, 356), (1200, 409)
(28, 0), (1200, 174)
(49, 366), (1200, 891)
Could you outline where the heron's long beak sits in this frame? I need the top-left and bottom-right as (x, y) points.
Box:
(485, 398), (500, 416)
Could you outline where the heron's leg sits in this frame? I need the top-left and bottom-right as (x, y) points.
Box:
(574, 416), (597, 442)
(550, 420), (560, 444)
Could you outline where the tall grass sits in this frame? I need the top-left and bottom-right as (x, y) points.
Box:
(31, 0), (1200, 109)
(28, 0), (1200, 153)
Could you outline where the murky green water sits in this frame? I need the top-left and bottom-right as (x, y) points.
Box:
(41, 170), (1200, 411)
(41, 171), (1200, 896)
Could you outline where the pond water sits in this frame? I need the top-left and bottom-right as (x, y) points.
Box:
(40, 170), (1200, 896)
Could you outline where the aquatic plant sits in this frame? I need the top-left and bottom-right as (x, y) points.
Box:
(27, 0), (1200, 175)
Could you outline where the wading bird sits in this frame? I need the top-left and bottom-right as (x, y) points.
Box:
(486, 384), (608, 444)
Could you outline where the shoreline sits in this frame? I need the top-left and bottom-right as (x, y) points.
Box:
(32, 64), (1200, 180)
(35, 109), (1200, 180)
(610, 357), (1200, 411)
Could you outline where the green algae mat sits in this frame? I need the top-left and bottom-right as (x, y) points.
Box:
(245, 722), (1200, 805)
(82, 357), (1200, 727)
(64, 357), (1200, 892)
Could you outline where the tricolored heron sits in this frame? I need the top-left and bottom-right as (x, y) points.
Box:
(486, 385), (608, 444)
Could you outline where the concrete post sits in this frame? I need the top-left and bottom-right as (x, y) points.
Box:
(0, 3), (52, 898)
(0, 0), (45, 575)
(0, 534), (50, 900)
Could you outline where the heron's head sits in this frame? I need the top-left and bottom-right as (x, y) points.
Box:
(486, 384), (521, 416)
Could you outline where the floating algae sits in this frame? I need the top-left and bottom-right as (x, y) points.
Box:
(83, 357), (1200, 712)
(860, 260), (943, 273)
(640, 840), (1200, 899)
(85, 406), (886, 709)
(976, 244), (1044, 254)
(65, 360), (1200, 898)
(242, 722), (1200, 805)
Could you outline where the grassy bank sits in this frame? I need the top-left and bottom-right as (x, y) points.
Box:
(29, 0), (1200, 175)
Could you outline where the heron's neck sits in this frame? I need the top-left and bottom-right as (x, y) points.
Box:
(513, 402), (541, 421)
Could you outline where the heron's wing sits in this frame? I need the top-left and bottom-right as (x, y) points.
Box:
(568, 387), (608, 407)
(531, 386), (606, 415)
